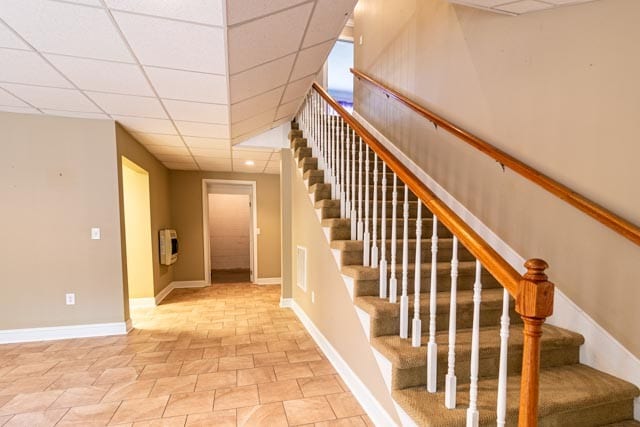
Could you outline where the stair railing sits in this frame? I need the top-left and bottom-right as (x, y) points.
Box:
(298, 84), (555, 427)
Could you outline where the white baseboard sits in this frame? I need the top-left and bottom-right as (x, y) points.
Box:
(129, 297), (156, 309)
(155, 281), (208, 305)
(291, 301), (399, 426)
(125, 319), (133, 332)
(355, 111), (640, 419)
(155, 284), (173, 305)
(0, 322), (128, 344)
(279, 298), (293, 308)
(256, 277), (281, 285)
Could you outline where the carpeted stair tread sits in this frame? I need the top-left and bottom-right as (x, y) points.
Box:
(342, 261), (495, 282)
(601, 422), (640, 426)
(392, 364), (639, 427)
(372, 324), (583, 371)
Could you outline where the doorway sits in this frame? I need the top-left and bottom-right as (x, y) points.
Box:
(202, 180), (257, 284)
(121, 157), (154, 304)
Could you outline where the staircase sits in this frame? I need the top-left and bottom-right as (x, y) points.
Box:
(288, 89), (639, 426)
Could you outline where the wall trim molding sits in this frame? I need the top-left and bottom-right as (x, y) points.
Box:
(291, 301), (399, 426)
(0, 322), (128, 344)
(125, 319), (133, 332)
(154, 281), (209, 306)
(129, 297), (156, 309)
(354, 111), (640, 419)
(256, 277), (281, 285)
(279, 298), (293, 308)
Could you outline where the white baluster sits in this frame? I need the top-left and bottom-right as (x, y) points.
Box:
(427, 215), (439, 393)
(363, 146), (371, 266)
(357, 136), (364, 240)
(371, 153), (379, 267)
(340, 117), (346, 218)
(350, 130), (357, 240)
(331, 113), (337, 199)
(389, 173), (398, 304)
(496, 287), (510, 427)
(466, 260), (483, 427)
(411, 202), (423, 347)
(445, 236), (459, 408)
(345, 124), (351, 220)
(399, 185), (410, 339)
(379, 166), (388, 299)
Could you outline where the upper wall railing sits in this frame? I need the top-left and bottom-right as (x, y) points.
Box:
(351, 68), (640, 247)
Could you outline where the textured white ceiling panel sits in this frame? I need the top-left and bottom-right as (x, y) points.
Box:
(0, 0), (132, 62)
(196, 157), (232, 171)
(0, 21), (29, 49)
(228, 2), (312, 74)
(183, 136), (230, 150)
(449, 0), (598, 14)
(63, 0), (103, 6)
(231, 87), (284, 124)
(45, 55), (153, 96)
(302, 0), (355, 48)
(231, 110), (274, 138)
(111, 115), (176, 133)
(291, 39), (333, 80)
(175, 121), (229, 138)
(132, 133), (184, 147)
(162, 161), (199, 170)
(226, 0), (310, 25)
(0, 88), (29, 107)
(1, 84), (100, 112)
(105, 0), (224, 26)
(282, 75), (314, 104)
(0, 49), (72, 88)
(163, 99), (228, 124)
(276, 98), (302, 121)
(145, 67), (227, 104)
(190, 148), (230, 158)
(495, 0), (551, 14)
(42, 109), (110, 119)
(145, 145), (191, 156)
(0, 105), (39, 114)
(113, 12), (225, 74)
(230, 54), (295, 103)
(233, 149), (274, 160)
(233, 158), (268, 172)
(86, 92), (167, 118)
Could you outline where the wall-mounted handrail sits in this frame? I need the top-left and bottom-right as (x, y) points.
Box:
(351, 68), (640, 247)
(311, 82), (521, 297)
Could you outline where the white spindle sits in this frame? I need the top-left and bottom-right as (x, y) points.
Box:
(496, 287), (510, 427)
(379, 166), (388, 299)
(340, 117), (346, 218)
(399, 185), (410, 339)
(389, 173), (398, 304)
(363, 146), (371, 266)
(466, 260), (483, 427)
(445, 236), (459, 408)
(350, 130), (357, 240)
(411, 202), (423, 347)
(371, 153), (379, 267)
(427, 215), (439, 393)
(345, 123), (351, 219)
(357, 136), (364, 240)
(331, 112), (337, 199)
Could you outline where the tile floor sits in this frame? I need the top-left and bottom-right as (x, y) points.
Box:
(0, 283), (372, 426)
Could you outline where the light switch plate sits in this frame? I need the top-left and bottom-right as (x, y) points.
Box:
(91, 227), (101, 240)
(66, 293), (75, 305)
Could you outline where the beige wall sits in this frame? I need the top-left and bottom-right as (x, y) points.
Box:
(208, 193), (251, 270)
(116, 125), (174, 303)
(170, 171), (281, 281)
(122, 158), (154, 299)
(286, 151), (400, 422)
(0, 112), (125, 329)
(354, 0), (640, 355)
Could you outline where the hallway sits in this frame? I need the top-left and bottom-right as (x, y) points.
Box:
(0, 284), (370, 426)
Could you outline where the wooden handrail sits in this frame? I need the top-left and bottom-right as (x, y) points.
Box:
(311, 82), (521, 297)
(351, 68), (640, 247)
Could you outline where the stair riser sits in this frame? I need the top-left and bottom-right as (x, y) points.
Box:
(352, 272), (501, 297)
(312, 184), (417, 202)
(317, 202), (426, 220)
(326, 222), (453, 241)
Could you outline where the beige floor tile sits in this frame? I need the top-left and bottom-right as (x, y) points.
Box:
(0, 390), (63, 416)
(89, 355), (134, 371)
(101, 380), (155, 402)
(194, 371), (236, 392)
(179, 359), (219, 376)
(94, 367), (139, 385)
(253, 352), (289, 368)
(0, 376), (59, 396)
(4, 362), (58, 378)
(163, 391), (215, 417)
(325, 392), (365, 418)
(138, 363), (182, 380)
(166, 349), (204, 362)
(109, 395), (169, 424)
(218, 355), (253, 371)
(258, 380), (302, 404)
(273, 363), (314, 381)
(48, 372), (100, 390)
(314, 416), (367, 427)
(236, 402), (288, 427)
(236, 343), (268, 356)
(3, 408), (67, 427)
(129, 351), (170, 366)
(237, 367), (276, 386)
(308, 360), (337, 376)
(56, 401), (120, 426)
(50, 385), (109, 408)
(298, 375), (344, 398)
(148, 375), (196, 397)
(213, 385), (259, 411)
(132, 415), (186, 426)
(266, 340), (299, 353)
(283, 396), (337, 425)
(185, 409), (236, 427)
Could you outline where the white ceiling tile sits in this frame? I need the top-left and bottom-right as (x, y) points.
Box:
(191, 148), (230, 157)
(106, 0), (224, 26)
(227, 0), (309, 25)
(276, 98), (302, 121)
(145, 67), (227, 104)
(163, 99), (228, 124)
(302, 0), (356, 48)
(496, 0), (553, 14)
(41, 109), (110, 119)
(228, 3), (312, 74)
(232, 149), (273, 160)
(0, 21), (29, 49)
(230, 54), (295, 103)
(154, 153), (194, 163)
(0, 49), (72, 87)
(231, 87), (283, 124)
(63, 0), (104, 6)
(197, 158), (232, 172)
(183, 136), (230, 150)
(232, 158), (267, 172)
(269, 152), (282, 160)
(113, 115), (176, 133)
(231, 110), (274, 138)
(145, 145), (190, 156)
(263, 167), (280, 175)
(175, 121), (229, 138)
(0, 105), (40, 114)
(45, 55), (153, 96)
(282, 75), (314, 103)
(291, 40), (334, 81)
(163, 160), (199, 170)
(131, 133), (183, 146)
(0, 87), (29, 107)
(86, 92), (166, 118)
(0, 84), (100, 112)
(113, 12), (225, 74)
(0, 0), (132, 62)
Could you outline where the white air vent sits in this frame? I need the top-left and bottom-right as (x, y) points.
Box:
(296, 246), (307, 291)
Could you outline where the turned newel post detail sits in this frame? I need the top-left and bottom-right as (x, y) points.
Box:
(516, 259), (554, 427)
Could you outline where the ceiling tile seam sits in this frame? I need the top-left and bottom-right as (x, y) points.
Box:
(491, 0), (553, 7)
(0, 86), (43, 113)
(0, 17), (112, 118)
(227, 0), (314, 29)
(232, 119), (289, 144)
(108, 9), (225, 30)
(47, 0), (103, 9)
(271, 0), (319, 123)
(230, 71), (317, 106)
(222, 0), (234, 173)
(99, 0), (203, 171)
(0, 47), (136, 65)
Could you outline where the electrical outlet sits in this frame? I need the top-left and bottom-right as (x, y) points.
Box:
(311, 291), (315, 304)
(66, 293), (75, 305)
(91, 227), (101, 240)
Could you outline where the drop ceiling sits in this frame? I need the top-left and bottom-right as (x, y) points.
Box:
(0, 0), (357, 173)
(449, 0), (599, 15)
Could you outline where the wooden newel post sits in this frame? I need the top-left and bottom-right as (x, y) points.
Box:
(515, 259), (554, 427)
